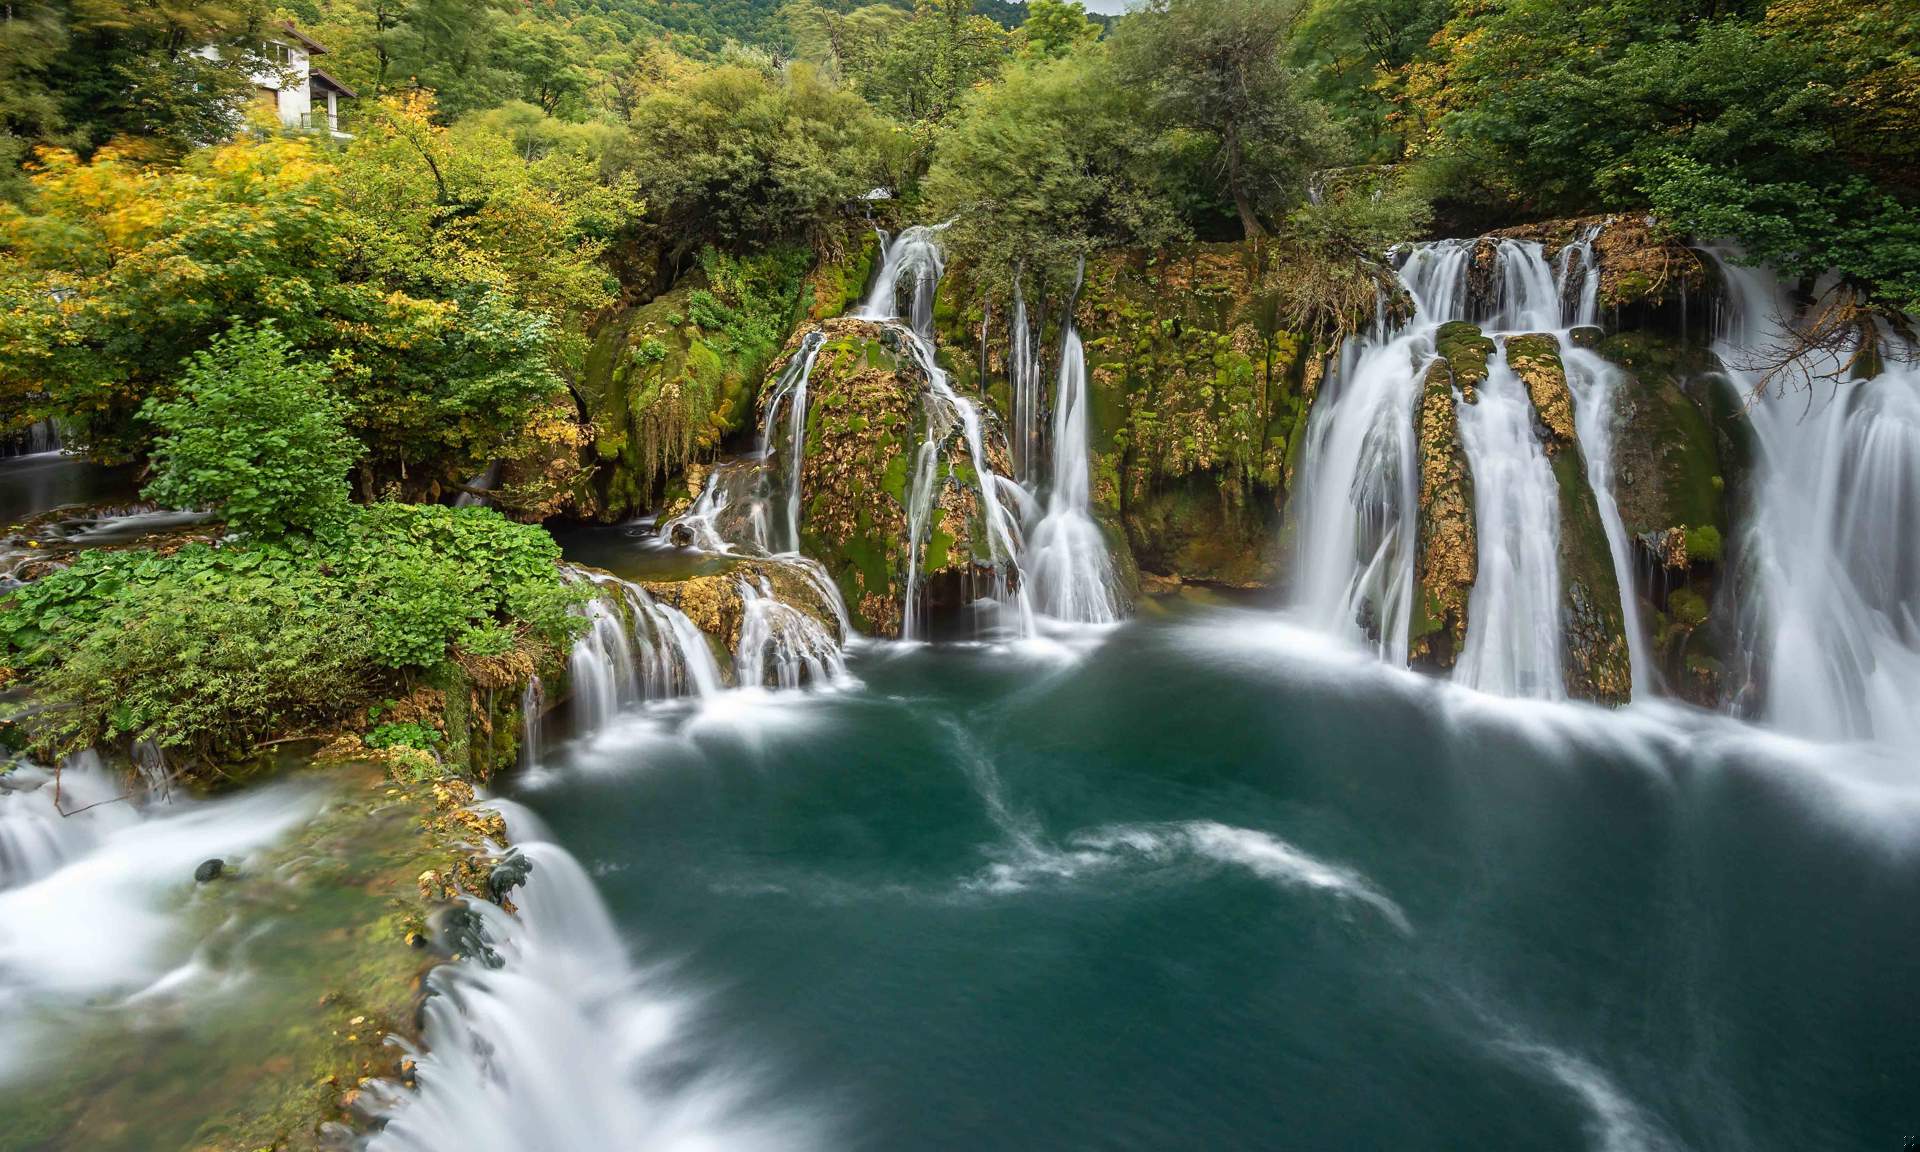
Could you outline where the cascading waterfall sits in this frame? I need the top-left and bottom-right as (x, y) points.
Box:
(861, 226), (1034, 640)
(1451, 346), (1566, 697)
(565, 572), (725, 737)
(1026, 324), (1120, 623)
(1293, 235), (1652, 700)
(1557, 233), (1654, 694)
(735, 577), (848, 689)
(519, 675), (543, 770)
(662, 466), (855, 643)
(757, 330), (826, 555)
(365, 802), (821, 1152)
(1292, 245), (1470, 662)
(1707, 251), (1920, 750)
(1009, 282), (1044, 484)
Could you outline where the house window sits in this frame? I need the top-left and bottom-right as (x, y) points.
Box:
(262, 41), (292, 65)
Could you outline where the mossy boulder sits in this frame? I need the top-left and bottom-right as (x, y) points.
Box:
(639, 556), (843, 678)
(1505, 332), (1630, 703)
(767, 318), (1016, 637)
(578, 284), (770, 520)
(1595, 329), (1733, 706)
(1410, 355), (1477, 670)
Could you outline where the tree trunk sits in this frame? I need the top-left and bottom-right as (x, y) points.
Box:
(1223, 121), (1265, 240)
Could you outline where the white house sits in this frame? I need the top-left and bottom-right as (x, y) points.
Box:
(199, 24), (357, 138)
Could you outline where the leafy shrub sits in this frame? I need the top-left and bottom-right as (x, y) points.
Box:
(141, 323), (363, 537)
(0, 504), (584, 760)
(366, 721), (444, 751)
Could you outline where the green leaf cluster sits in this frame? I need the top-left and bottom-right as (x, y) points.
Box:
(0, 504), (585, 760)
(141, 323), (362, 538)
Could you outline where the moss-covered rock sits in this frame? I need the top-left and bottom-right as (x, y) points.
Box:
(753, 318), (1018, 637)
(1504, 332), (1630, 702)
(638, 556), (841, 675)
(1410, 356), (1476, 670)
(1486, 214), (1706, 313)
(1506, 333), (1575, 448)
(1595, 329), (1733, 706)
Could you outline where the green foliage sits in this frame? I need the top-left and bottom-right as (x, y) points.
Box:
(924, 47), (1186, 282)
(1290, 0), (1446, 160)
(141, 324), (362, 537)
(0, 0), (272, 162)
(1683, 523), (1724, 565)
(0, 108), (612, 492)
(1110, 0), (1343, 239)
(1019, 0), (1099, 59)
(365, 720), (444, 750)
(0, 504), (583, 759)
(1406, 0), (1920, 316)
(620, 59), (900, 256)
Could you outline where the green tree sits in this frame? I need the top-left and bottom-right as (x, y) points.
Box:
(1406, 0), (1920, 319)
(1019, 0), (1098, 59)
(142, 323), (362, 536)
(860, 0), (1010, 129)
(1111, 0), (1341, 240)
(924, 47), (1184, 281)
(621, 59), (899, 268)
(0, 0), (274, 161)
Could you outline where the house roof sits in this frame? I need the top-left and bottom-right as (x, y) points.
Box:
(279, 23), (330, 55)
(308, 68), (358, 98)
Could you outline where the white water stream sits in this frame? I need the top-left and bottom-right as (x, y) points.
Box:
(1025, 325), (1120, 623)
(1294, 234), (1652, 700)
(859, 226), (1034, 640)
(1707, 252), (1920, 751)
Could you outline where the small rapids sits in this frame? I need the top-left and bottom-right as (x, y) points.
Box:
(860, 225), (1033, 639)
(0, 758), (317, 1084)
(364, 804), (826, 1152)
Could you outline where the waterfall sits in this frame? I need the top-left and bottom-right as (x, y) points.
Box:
(363, 804), (822, 1152)
(1010, 282), (1044, 484)
(565, 573), (725, 737)
(757, 331), (826, 554)
(1558, 232), (1655, 694)
(1707, 251), (1920, 749)
(1026, 325), (1120, 623)
(1, 420), (62, 458)
(519, 675), (543, 770)
(1292, 244), (1469, 661)
(1292, 235), (1651, 701)
(861, 226), (1034, 640)
(1451, 346), (1566, 697)
(735, 577), (848, 689)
